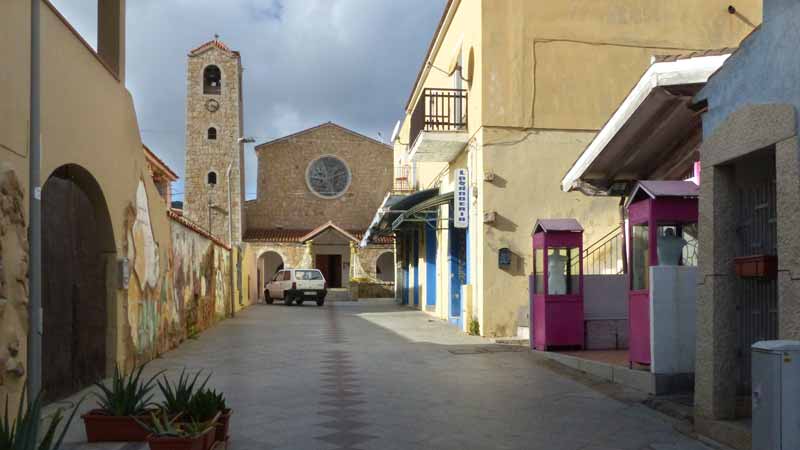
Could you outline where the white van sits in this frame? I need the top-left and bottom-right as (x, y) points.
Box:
(264, 269), (327, 306)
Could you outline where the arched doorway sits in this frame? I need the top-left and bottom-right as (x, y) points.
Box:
(376, 251), (395, 282)
(257, 251), (284, 297)
(42, 164), (115, 402)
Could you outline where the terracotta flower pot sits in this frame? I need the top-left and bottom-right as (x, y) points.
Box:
(82, 409), (153, 442)
(147, 426), (214, 450)
(734, 255), (778, 279)
(215, 409), (232, 442)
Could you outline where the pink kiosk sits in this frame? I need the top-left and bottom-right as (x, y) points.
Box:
(625, 181), (698, 366)
(531, 219), (584, 350)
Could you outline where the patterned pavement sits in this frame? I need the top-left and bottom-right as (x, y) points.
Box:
(55, 299), (715, 450)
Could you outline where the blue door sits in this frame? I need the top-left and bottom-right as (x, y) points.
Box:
(449, 226), (467, 327)
(425, 222), (437, 310)
(412, 230), (420, 307)
(401, 234), (409, 305)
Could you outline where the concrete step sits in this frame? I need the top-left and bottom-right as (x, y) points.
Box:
(326, 288), (353, 302)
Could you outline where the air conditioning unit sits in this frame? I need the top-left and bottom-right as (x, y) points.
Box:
(752, 340), (800, 450)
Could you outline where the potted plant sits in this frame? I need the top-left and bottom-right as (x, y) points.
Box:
(158, 369), (210, 418)
(83, 363), (164, 442)
(1, 387), (83, 450)
(189, 388), (231, 443)
(140, 409), (217, 450)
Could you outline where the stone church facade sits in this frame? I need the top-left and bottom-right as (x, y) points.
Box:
(243, 123), (395, 292)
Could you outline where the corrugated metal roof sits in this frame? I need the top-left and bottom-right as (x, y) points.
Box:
(638, 180), (699, 198)
(244, 228), (393, 245)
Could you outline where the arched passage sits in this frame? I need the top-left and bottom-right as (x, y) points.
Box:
(257, 251), (284, 297)
(376, 251), (395, 282)
(42, 164), (116, 402)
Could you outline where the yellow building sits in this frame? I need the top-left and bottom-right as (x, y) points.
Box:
(363, 0), (761, 337)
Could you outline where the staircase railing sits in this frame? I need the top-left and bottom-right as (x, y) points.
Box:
(580, 226), (625, 275)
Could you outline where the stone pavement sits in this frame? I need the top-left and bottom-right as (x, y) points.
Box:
(53, 299), (714, 450)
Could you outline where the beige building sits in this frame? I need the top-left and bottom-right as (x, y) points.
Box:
(363, 0), (761, 337)
(0, 2), (254, 409)
(244, 123), (395, 297)
(183, 38), (245, 246)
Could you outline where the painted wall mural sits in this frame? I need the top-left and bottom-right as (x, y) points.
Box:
(0, 165), (29, 407)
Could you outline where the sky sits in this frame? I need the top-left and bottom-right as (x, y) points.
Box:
(50, 0), (445, 201)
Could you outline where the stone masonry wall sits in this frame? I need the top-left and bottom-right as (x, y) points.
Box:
(246, 123), (392, 231)
(184, 45), (244, 245)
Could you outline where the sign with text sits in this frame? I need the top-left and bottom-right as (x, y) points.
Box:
(454, 168), (469, 229)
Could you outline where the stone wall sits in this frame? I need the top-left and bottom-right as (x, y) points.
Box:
(246, 123), (392, 231)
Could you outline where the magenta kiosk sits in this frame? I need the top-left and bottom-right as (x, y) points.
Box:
(531, 219), (584, 351)
(625, 181), (698, 366)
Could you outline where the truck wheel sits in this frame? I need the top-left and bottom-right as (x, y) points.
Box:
(316, 299), (325, 307)
(284, 293), (293, 306)
(265, 291), (274, 305)
(297, 299), (304, 306)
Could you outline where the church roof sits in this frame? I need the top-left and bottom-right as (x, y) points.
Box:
(243, 226), (394, 245)
(254, 122), (392, 151)
(188, 38), (240, 58)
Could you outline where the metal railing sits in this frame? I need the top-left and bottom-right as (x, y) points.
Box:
(393, 165), (414, 192)
(410, 88), (468, 147)
(581, 227), (625, 275)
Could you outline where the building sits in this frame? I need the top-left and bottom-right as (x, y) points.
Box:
(143, 144), (179, 206)
(183, 38), (245, 246)
(243, 122), (395, 298)
(363, 0), (761, 337)
(690, 1), (800, 447)
(0, 2), (254, 410)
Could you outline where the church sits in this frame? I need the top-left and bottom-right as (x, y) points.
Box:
(182, 38), (395, 300)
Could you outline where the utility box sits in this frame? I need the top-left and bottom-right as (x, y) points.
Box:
(752, 340), (800, 450)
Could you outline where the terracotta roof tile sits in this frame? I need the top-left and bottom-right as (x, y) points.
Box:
(188, 39), (240, 58)
(244, 228), (394, 245)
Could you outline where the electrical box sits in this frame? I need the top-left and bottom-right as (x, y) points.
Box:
(752, 340), (800, 450)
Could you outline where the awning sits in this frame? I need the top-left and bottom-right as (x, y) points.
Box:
(561, 53), (730, 195)
(391, 191), (454, 231)
(359, 188), (440, 247)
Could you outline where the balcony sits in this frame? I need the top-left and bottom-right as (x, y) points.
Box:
(408, 88), (469, 163)
(393, 165), (415, 193)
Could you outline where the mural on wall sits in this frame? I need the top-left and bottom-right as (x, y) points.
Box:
(125, 180), (164, 355)
(0, 165), (28, 404)
(170, 215), (230, 338)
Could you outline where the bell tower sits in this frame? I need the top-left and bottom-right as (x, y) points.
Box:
(183, 37), (244, 245)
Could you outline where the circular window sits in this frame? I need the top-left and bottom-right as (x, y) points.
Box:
(306, 155), (351, 198)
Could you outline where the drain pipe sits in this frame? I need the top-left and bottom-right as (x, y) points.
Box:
(226, 163), (235, 317)
(28, 0), (43, 400)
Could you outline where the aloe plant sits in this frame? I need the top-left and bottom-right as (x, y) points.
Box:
(0, 388), (83, 450)
(187, 388), (225, 423)
(93, 363), (164, 416)
(157, 369), (210, 416)
(137, 408), (215, 439)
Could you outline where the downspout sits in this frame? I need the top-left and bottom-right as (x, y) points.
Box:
(28, 0), (43, 400)
(226, 163), (235, 317)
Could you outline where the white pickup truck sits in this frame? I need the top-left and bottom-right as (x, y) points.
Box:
(265, 268), (327, 306)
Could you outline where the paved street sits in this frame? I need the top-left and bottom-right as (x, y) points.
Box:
(58, 300), (711, 450)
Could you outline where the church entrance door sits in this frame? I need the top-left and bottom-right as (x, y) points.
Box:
(316, 254), (342, 288)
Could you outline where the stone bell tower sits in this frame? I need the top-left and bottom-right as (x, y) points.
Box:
(183, 37), (244, 245)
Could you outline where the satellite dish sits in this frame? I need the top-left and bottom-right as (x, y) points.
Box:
(389, 120), (401, 144)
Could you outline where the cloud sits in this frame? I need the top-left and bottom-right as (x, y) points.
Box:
(50, 0), (445, 200)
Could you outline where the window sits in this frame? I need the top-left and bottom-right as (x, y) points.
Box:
(203, 65), (222, 94)
(534, 249), (544, 294)
(306, 155), (351, 198)
(297, 270), (323, 280)
(207, 127), (217, 140)
(207, 171), (217, 186)
(272, 271), (283, 282)
(282, 271), (292, 281)
(631, 224), (649, 290)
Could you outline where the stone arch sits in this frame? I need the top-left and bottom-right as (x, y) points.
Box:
(257, 250), (285, 295)
(42, 164), (116, 402)
(376, 251), (395, 282)
(203, 65), (222, 95)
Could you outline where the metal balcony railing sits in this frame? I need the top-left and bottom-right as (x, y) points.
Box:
(410, 88), (468, 148)
(393, 165), (414, 192)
